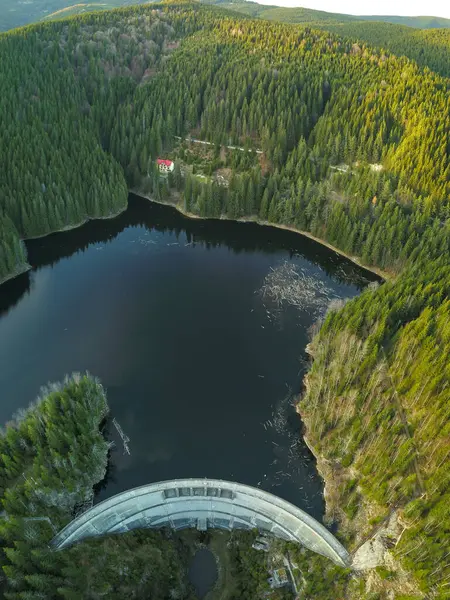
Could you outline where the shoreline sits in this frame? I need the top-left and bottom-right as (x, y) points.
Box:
(0, 205), (127, 287)
(1, 190), (390, 287)
(131, 189), (390, 281)
(1, 188), (387, 573)
(23, 205), (127, 241)
(0, 262), (32, 286)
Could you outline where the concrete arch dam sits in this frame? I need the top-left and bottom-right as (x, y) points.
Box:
(51, 478), (350, 566)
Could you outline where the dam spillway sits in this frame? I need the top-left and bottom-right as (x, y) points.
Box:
(51, 478), (350, 566)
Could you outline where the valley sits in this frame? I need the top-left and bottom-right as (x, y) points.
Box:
(0, 3), (448, 598)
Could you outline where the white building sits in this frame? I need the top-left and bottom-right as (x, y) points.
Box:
(157, 159), (174, 173)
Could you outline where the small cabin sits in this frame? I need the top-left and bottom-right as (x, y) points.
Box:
(157, 159), (174, 173)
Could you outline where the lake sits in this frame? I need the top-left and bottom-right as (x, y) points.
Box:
(0, 194), (376, 519)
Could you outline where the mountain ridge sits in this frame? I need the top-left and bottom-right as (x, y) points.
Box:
(1, 0), (450, 31)
(210, 0), (450, 28)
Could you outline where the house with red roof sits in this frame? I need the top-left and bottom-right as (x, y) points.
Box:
(157, 159), (174, 173)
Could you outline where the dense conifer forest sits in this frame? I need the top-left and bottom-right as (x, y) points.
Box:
(3, 0), (450, 32)
(1, 2), (449, 282)
(0, 375), (350, 599)
(0, 373), (195, 599)
(210, 1), (450, 29)
(211, 1), (450, 77)
(0, 2), (449, 598)
(312, 22), (450, 77)
(2, 0), (450, 77)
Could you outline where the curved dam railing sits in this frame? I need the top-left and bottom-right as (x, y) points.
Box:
(51, 478), (350, 566)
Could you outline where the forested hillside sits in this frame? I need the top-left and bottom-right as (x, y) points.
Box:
(299, 258), (450, 597)
(3, 0), (450, 32)
(2, 0), (450, 80)
(357, 14), (450, 28)
(0, 374), (197, 599)
(0, 3), (449, 598)
(0, 5), (173, 281)
(0, 373), (351, 599)
(0, 0), (150, 32)
(307, 21), (450, 77)
(214, 1), (450, 77)
(1, 2), (449, 282)
(212, 0), (450, 29)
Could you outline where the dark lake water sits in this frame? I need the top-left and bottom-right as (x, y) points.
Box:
(0, 194), (376, 518)
(189, 548), (218, 598)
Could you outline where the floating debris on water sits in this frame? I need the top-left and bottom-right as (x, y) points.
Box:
(259, 261), (340, 318)
(112, 418), (131, 455)
(136, 237), (157, 246)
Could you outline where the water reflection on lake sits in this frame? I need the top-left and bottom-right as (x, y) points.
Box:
(0, 194), (377, 517)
